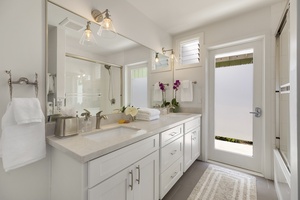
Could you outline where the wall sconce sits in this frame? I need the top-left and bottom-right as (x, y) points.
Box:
(155, 53), (159, 62)
(162, 47), (175, 60)
(91, 9), (116, 39)
(79, 21), (97, 46)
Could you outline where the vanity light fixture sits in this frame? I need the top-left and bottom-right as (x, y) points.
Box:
(162, 47), (176, 61)
(79, 21), (97, 46)
(155, 53), (159, 62)
(91, 9), (116, 39)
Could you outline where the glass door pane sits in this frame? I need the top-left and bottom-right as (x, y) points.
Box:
(214, 50), (254, 156)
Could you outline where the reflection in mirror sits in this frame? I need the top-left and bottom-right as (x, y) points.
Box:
(47, 1), (153, 118)
(152, 52), (171, 72)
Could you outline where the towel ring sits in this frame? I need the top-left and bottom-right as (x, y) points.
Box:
(5, 70), (39, 101)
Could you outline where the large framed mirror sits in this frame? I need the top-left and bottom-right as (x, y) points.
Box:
(46, 1), (154, 119)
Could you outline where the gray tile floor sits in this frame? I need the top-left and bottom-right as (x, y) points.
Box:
(162, 161), (278, 200)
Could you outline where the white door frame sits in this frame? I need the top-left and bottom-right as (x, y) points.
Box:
(203, 36), (267, 176)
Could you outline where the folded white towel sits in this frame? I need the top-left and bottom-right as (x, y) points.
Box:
(180, 80), (193, 102)
(12, 98), (44, 124)
(138, 108), (160, 116)
(0, 100), (46, 172)
(153, 82), (162, 101)
(136, 113), (160, 121)
(46, 73), (54, 94)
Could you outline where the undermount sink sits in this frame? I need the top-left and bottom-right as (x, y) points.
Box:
(83, 126), (147, 144)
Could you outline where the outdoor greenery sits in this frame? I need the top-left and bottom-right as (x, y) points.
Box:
(215, 136), (253, 145)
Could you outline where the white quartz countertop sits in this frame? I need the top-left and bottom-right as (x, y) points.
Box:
(47, 113), (201, 163)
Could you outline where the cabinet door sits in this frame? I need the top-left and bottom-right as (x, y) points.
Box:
(88, 168), (133, 200)
(134, 151), (159, 200)
(184, 132), (192, 172)
(191, 127), (200, 161)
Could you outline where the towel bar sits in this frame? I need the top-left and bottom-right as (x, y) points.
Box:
(5, 70), (39, 101)
(152, 83), (169, 86)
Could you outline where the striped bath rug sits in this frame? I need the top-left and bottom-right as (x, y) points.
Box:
(187, 165), (257, 200)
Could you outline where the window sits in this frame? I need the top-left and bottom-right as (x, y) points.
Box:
(180, 39), (200, 65)
(176, 33), (203, 69)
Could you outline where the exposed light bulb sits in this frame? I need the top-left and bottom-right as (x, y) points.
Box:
(79, 21), (97, 46)
(155, 53), (159, 62)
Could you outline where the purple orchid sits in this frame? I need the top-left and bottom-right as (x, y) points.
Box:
(173, 80), (181, 91)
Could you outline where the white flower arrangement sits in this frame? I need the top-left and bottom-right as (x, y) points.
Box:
(124, 106), (138, 118)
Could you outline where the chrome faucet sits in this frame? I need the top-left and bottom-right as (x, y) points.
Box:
(96, 111), (108, 129)
(81, 109), (91, 121)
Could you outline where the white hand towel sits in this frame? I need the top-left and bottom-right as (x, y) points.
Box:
(12, 98), (44, 124)
(0, 101), (46, 172)
(46, 73), (54, 95)
(153, 82), (162, 101)
(138, 108), (160, 116)
(136, 113), (160, 121)
(180, 80), (193, 102)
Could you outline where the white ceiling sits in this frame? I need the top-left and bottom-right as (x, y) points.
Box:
(126, 0), (285, 35)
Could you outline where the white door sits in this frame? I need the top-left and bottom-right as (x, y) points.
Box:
(207, 39), (263, 173)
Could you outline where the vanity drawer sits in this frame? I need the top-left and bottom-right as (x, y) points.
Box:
(160, 136), (183, 172)
(161, 125), (183, 147)
(184, 117), (200, 133)
(160, 157), (183, 199)
(88, 134), (159, 188)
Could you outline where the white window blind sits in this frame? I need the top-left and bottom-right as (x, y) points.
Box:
(179, 39), (200, 66)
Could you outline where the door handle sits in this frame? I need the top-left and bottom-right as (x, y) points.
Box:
(250, 107), (262, 117)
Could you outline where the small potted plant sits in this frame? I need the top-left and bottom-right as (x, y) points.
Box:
(171, 80), (181, 112)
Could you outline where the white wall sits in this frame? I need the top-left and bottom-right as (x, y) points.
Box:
(0, 1), (49, 200)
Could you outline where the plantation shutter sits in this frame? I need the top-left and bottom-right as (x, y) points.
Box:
(179, 39), (200, 66)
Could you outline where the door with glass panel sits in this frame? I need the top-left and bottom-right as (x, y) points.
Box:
(208, 39), (263, 173)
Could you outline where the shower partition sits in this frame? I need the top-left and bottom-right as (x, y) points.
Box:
(274, 4), (291, 200)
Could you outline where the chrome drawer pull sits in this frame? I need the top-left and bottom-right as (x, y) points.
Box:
(169, 132), (177, 136)
(171, 172), (178, 179)
(129, 170), (133, 190)
(136, 165), (140, 184)
(170, 150), (177, 155)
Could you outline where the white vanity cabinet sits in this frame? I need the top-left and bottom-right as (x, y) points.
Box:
(89, 151), (159, 200)
(159, 125), (184, 199)
(50, 134), (159, 200)
(183, 117), (201, 172)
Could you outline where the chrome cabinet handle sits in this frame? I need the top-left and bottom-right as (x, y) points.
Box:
(171, 171), (178, 179)
(136, 165), (140, 184)
(169, 132), (177, 136)
(129, 170), (133, 190)
(170, 150), (177, 155)
(250, 107), (262, 117)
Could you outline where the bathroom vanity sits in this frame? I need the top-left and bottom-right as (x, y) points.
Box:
(47, 113), (201, 200)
